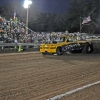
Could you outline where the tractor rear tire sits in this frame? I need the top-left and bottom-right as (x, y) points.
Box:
(82, 43), (93, 54)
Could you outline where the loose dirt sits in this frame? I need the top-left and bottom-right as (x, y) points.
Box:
(0, 52), (100, 100)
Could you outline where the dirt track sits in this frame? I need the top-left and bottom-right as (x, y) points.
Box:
(0, 52), (100, 100)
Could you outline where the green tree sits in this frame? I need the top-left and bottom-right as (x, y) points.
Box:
(65, 0), (99, 33)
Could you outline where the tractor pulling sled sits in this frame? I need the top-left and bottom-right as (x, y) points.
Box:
(40, 33), (99, 55)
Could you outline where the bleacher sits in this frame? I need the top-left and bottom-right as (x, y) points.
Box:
(0, 15), (49, 44)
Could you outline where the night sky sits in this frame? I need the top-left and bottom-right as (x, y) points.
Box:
(0, 0), (71, 13)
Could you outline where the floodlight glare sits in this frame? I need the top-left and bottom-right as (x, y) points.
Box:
(28, 1), (32, 5)
(23, 3), (28, 8)
(23, 0), (32, 8)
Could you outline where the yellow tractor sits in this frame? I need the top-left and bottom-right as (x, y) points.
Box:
(40, 34), (93, 55)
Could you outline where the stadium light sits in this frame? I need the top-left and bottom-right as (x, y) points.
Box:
(23, 0), (32, 34)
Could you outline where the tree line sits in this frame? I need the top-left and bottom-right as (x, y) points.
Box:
(0, 0), (100, 34)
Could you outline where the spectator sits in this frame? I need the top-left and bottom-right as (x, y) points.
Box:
(14, 37), (18, 43)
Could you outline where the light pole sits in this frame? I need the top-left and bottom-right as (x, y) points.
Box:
(23, 0), (32, 34)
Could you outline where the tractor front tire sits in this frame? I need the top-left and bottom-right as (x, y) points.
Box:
(56, 47), (62, 55)
(42, 52), (47, 55)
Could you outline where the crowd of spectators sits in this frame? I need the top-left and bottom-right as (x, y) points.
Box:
(0, 15), (67, 43)
(0, 15), (49, 43)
